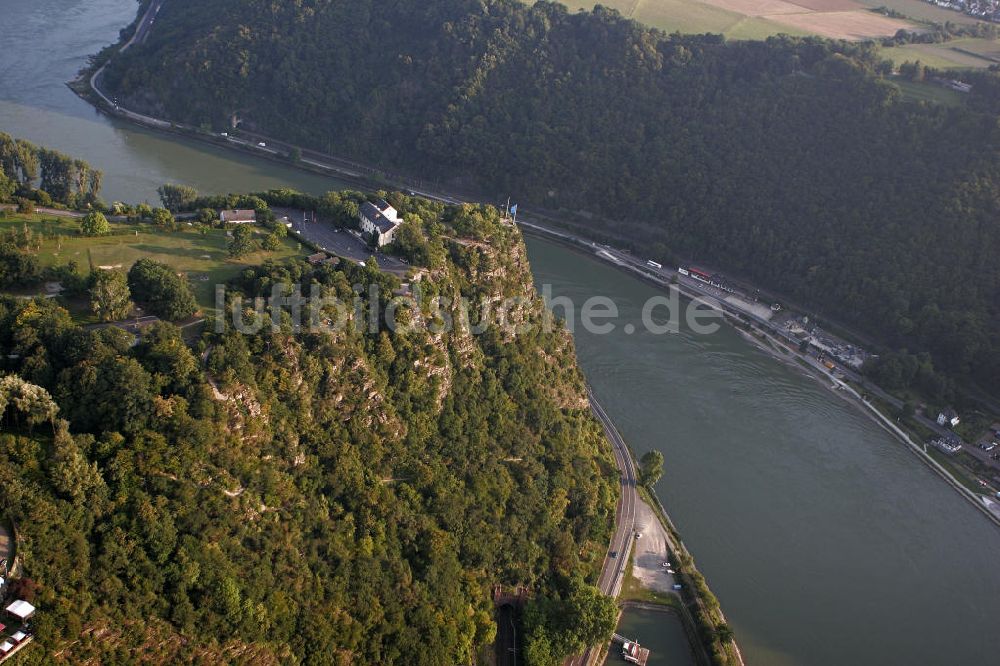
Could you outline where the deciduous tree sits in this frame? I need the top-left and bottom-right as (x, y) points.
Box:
(89, 269), (132, 322)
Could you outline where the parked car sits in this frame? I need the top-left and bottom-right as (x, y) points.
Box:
(257, 141), (267, 147)
(610, 551), (618, 559)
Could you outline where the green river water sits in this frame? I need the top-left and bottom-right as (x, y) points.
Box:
(2, 1), (1000, 663)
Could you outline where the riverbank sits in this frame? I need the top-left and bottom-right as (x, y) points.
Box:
(734, 321), (1000, 530)
(638, 488), (744, 666)
(618, 499), (713, 666)
(617, 602), (700, 666)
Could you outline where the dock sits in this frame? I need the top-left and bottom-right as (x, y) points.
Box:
(612, 633), (651, 665)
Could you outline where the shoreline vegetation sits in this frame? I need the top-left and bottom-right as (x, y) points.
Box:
(636, 486), (743, 666)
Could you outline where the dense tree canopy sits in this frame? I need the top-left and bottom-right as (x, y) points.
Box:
(103, 0), (1000, 394)
(0, 198), (617, 663)
(639, 449), (664, 487)
(127, 257), (197, 321)
(80, 211), (110, 236)
(89, 269), (132, 322)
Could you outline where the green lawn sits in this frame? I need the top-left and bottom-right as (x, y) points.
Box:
(946, 36), (1000, 63)
(0, 214), (306, 313)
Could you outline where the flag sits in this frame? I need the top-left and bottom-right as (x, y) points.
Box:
(510, 204), (518, 216)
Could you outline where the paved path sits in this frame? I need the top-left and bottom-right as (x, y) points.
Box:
(565, 390), (638, 666)
(631, 499), (678, 595)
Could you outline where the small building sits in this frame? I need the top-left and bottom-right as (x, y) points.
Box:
(43, 281), (64, 296)
(358, 199), (401, 247)
(219, 209), (256, 224)
(307, 252), (339, 267)
(5, 600), (34, 622)
(937, 409), (960, 428)
(947, 79), (972, 94)
(931, 433), (962, 454)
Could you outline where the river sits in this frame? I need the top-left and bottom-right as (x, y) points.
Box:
(617, 607), (696, 666)
(0, 0), (346, 204)
(2, 1), (1000, 664)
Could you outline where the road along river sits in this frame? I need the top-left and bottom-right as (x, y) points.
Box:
(3, 1), (1000, 664)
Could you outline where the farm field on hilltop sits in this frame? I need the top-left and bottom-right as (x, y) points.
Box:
(542, 0), (913, 38)
(855, 0), (984, 24)
(880, 37), (1000, 69)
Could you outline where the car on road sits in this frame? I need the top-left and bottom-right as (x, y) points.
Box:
(672, 584), (683, 590)
(609, 551), (618, 559)
(666, 569), (676, 574)
(257, 142), (267, 147)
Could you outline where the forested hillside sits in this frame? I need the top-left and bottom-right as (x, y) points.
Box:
(101, 0), (1000, 394)
(0, 197), (617, 664)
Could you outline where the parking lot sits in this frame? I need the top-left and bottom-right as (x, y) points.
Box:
(275, 207), (410, 277)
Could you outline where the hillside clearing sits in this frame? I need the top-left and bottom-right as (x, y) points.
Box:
(0, 214), (305, 311)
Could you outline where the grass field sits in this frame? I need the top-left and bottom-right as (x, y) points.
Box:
(540, 0), (913, 39)
(855, 0), (984, 24)
(890, 78), (967, 105)
(880, 37), (1000, 69)
(576, 0), (1000, 73)
(0, 214), (306, 313)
